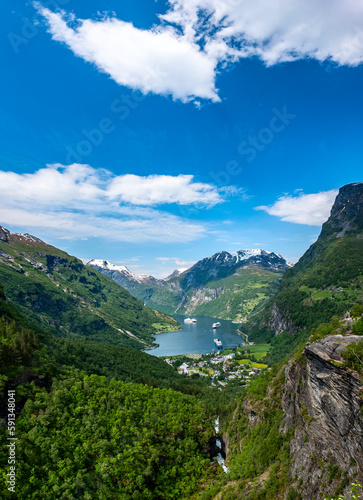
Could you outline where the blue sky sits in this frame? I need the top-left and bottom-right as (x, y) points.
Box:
(1, 0), (363, 276)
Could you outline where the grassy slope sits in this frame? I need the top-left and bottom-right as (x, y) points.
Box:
(0, 238), (180, 349)
(120, 268), (284, 323)
(127, 281), (182, 316)
(187, 268), (283, 321)
(248, 236), (363, 350)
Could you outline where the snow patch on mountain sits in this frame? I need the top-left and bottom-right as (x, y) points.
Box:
(205, 249), (292, 269)
(87, 259), (161, 284)
(165, 268), (189, 280)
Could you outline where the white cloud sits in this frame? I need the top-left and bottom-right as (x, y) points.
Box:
(255, 190), (338, 226)
(0, 164), (225, 242)
(163, 0), (363, 66)
(36, 5), (220, 103)
(155, 256), (196, 267)
(108, 173), (222, 206)
(154, 256), (196, 277)
(36, 1), (363, 102)
(0, 163), (222, 208)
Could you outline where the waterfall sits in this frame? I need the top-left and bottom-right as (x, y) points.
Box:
(214, 416), (229, 473)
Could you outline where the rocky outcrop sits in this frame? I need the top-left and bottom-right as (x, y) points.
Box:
(267, 302), (294, 335)
(0, 226), (44, 245)
(243, 397), (262, 427)
(185, 287), (222, 312)
(282, 335), (363, 499)
(221, 432), (230, 458)
(0, 226), (10, 242)
(321, 182), (363, 239)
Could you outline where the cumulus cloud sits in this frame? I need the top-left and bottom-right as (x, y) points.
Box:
(36, 0), (363, 102)
(0, 164), (225, 242)
(0, 163), (222, 207)
(108, 173), (222, 206)
(255, 190), (338, 226)
(35, 5), (220, 102)
(163, 0), (363, 66)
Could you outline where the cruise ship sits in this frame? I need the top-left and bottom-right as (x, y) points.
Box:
(184, 317), (197, 323)
(212, 322), (221, 329)
(214, 338), (223, 349)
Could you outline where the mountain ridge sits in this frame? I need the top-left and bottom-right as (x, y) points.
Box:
(247, 182), (363, 358)
(0, 225), (180, 349)
(88, 248), (292, 322)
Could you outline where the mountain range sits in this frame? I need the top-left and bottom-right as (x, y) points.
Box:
(1, 182), (363, 500)
(88, 249), (292, 323)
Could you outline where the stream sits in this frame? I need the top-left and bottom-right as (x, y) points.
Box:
(214, 416), (229, 473)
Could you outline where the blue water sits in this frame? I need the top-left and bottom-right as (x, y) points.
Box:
(147, 315), (243, 357)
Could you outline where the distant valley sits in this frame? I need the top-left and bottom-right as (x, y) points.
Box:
(88, 249), (292, 323)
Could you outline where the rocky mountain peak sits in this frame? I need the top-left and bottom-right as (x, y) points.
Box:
(87, 259), (130, 274)
(165, 268), (188, 280)
(87, 259), (163, 285)
(0, 225), (44, 244)
(0, 226), (10, 242)
(322, 182), (363, 238)
(202, 248), (291, 271)
(178, 248), (291, 291)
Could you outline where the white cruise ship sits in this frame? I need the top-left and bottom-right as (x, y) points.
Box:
(184, 317), (197, 323)
(214, 338), (223, 349)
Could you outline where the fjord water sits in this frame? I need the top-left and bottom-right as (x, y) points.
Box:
(148, 315), (243, 357)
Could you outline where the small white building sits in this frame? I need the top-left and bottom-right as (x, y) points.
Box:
(178, 363), (189, 374)
(210, 358), (222, 365)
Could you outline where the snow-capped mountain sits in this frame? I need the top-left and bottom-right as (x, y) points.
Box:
(165, 268), (189, 280)
(87, 259), (163, 286)
(178, 249), (292, 291)
(87, 249), (291, 322)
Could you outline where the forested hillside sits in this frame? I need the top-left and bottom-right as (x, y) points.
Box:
(1, 373), (214, 499)
(0, 226), (180, 349)
(0, 283), (223, 499)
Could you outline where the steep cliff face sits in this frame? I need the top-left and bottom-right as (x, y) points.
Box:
(321, 182), (363, 239)
(215, 324), (363, 500)
(267, 303), (295, 335)
(282, 335), (363, 499)
(249, 183), (363, 350)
